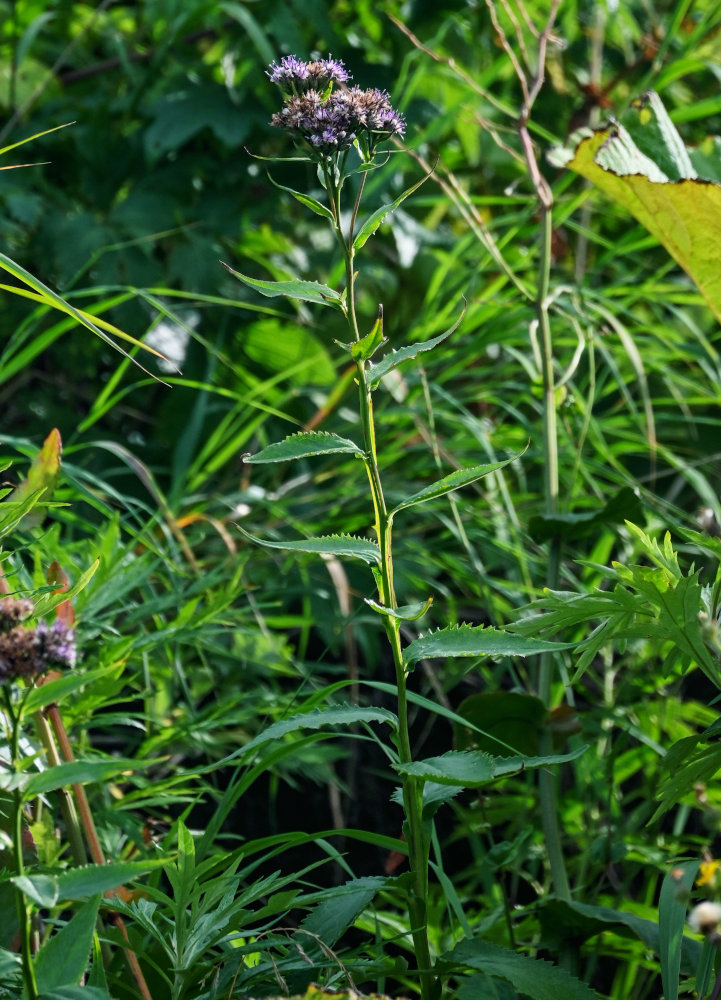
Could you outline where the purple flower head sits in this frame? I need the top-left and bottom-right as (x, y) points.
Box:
(271, 91), (356, 152)
(34, 620), (77, 670)
(267, 55), (350, 96)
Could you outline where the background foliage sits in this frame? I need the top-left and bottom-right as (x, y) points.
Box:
(3, 1), (721, 998)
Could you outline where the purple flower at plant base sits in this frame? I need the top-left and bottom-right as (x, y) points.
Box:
(34, 620), (77, 670)
(267, 55), (350, 96)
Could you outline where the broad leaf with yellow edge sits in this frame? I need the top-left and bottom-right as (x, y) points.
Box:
(551, 91), (721, 323)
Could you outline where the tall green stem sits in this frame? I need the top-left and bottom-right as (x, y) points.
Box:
(326, 159), (438, 999)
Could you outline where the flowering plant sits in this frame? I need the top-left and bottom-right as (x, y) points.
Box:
(224, 54), (585, 1000)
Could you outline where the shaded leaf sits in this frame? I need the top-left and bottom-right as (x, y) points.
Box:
(365, 596), (433, 621)
(34, 895), (101, 991)
(455, 692), (547, 756)
(528, 487), (643, 543)
(267, 173), (334, 221)
(239, 705), (398, 755)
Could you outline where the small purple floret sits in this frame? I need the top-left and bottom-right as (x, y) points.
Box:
(35, 620), (78, 670)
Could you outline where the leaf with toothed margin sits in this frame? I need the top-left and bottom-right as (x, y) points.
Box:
(390, 452), (523, 517)
(394, 745), (588, 786)
(403, 624), (580, 669)
(222, 263), (343, 307)
(367, 306), (466, 388)
(237, 526), (381, 564)
(244, 432), (364, 464)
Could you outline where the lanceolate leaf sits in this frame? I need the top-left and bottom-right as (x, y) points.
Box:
(390, 454), (522, 517)
(367, 311), (465, 389)
(267, 173), (334, 220)
(353, 170), (429, 250)
(441, 939), (601, 1000)
(244, 432), (363, 464)
(221, 263), (343, 307)
(19, 757), (155, 797)
(240, 705), (398, 755)
(237, 526), (381, 564)
(394, 745), (587, 786)
(404, 624), (578, 668)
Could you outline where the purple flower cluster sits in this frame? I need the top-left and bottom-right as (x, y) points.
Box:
(0, 597), (77, 684)
(267, 56), (405, 156)
(267, 55), (350, 96)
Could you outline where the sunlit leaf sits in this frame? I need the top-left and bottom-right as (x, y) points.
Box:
(221, 263), (343, 307)
(237, 526), (381, 564)
(244, 432), (363, 464)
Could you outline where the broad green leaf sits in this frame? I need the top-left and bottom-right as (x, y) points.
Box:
(244, 432), (363, 464)
(237, 526), (381, 564)
(441, 939), (600, 1000)
(222, 263), (343, 307)
(34, 895), (101, 992)
(367, 309), (465, 388)
(0, 947), (21, 984)
(455, 692), (548, 756)
(403, 624), (578, 668)
(528, 487), (644, 543)
(390, 455), (522, 517)
(624, 91), (696, 181)
(267, 173), (334, 220)
(551, 93), (721, 323)
(659, 861), (698, 1000)
(21, 756), (155, 797)
(353, 171), (429, 250)
(365, 596), (433, 621)
(394, 745), (586, 786)
(240, 705), (398, 755)
(12, 859), (167, 907)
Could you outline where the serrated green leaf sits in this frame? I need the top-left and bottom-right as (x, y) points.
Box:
(240, 705), (398, 755)
(538, 899), (702, 975)
(367, 308), (465, 388)
(390, 454), (521, 516)
(12, 858), (167, 908)
(34, 895), (101, 992)
(299, 876), (386, 948)
(353, 171), (429, 250)
(222, 263), (343, 307)
(244, 432), (363, 464)
(394, 745), (587, 786)
(441, 938), (600, 1000)
(237, 526), (381, 564)
(365, 596), (433, 621)
(404, 624), (578, 668)
(267, 173), (334, 220)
